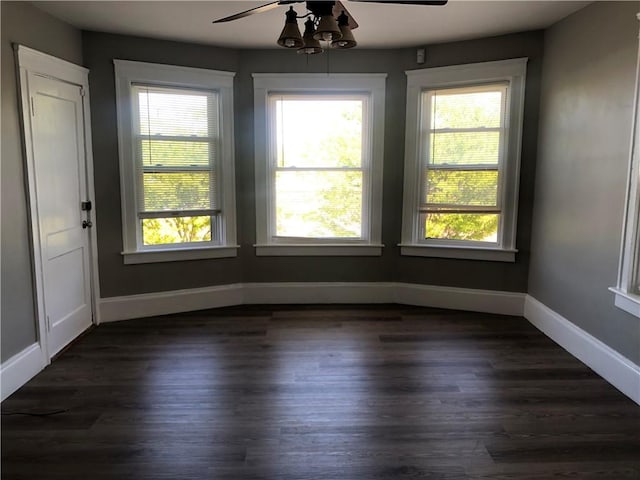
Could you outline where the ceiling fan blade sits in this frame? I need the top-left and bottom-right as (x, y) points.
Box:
(212, 1), (302, 24)
(334, 1), (359, 30)
(348, 0), (448, 5)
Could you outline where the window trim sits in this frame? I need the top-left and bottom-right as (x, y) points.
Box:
(252, 73), (386, 256)
(611, 19), (640, 318)
(114, 60), (237, 263)
(400, 58), (527, 262)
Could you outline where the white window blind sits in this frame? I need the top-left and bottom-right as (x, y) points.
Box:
(132, 85), (220, 246)
(420, 84), (507, 243)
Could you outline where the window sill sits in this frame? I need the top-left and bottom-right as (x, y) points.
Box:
(254, 244), (384, 257)
(122, 245), (239, 264)
(399, 244), (517, 262)
(609, 288), (640, 318)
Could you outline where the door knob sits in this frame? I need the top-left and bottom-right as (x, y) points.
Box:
(82, 220), (92, 229)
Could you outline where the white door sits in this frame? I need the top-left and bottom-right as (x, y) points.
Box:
(28, 72), (93, 357)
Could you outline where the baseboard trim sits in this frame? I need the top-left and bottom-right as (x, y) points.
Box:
(99, 284), (244, 323)
(395, 283), (525, 316)
(1, 343), (46, 402)
(524, 295), (640, 406)
(98, 282), (525, 323)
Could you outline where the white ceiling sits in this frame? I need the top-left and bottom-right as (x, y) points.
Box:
(34, 1), (591, 49)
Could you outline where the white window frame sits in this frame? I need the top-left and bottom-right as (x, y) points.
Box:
(252, 74), (386, 256)
(114, 60), (237, 264)
(400, 58), (527, 262)
(610, 17), (640, 318)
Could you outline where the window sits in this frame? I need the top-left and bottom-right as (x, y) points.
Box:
(400, 59), (527, 262)
(272, 95), (366, 239)
(114, 60), (237, 264)
(611, 52), (640, 317)
(253, 74), (386, 256)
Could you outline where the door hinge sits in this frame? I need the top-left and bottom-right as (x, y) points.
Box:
(30, 96), (35, 116)
(46, 315), (51, 331)
(80, 87), (86, 97)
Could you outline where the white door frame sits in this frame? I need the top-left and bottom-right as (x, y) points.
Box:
(16, 44), (101, 364)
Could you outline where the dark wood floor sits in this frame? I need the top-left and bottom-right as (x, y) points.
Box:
(2, 305), (639, 479)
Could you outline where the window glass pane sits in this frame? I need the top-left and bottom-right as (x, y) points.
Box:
(141, 140), (210, 167)
(137, 88), (213, 137)
(425, 213), (498, 242)
(275, 98), (362, 168)
(275, 171), (362, 238)
(142, 172), (213, 211)
(428, 131), (500, 165)
(426, 170), (498, 207)
(430, 90), (503, 130)
(142, 216), (212, 245)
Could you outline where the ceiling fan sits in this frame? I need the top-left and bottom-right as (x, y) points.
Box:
(212, 0), (448, 54)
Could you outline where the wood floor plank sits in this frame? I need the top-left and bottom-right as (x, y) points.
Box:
(2, 304), (638, 479)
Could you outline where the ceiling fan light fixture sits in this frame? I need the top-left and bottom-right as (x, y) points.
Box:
(214, 0), (449, 52)
(331, 11), (357, 49)
(313, 13), (342, 42)
(298, 18), (323, 55)
(277, 6), (304, 49)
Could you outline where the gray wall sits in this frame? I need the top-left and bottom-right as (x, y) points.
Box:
(529, 1), (640, 364)
(1, 2), (83, 362)
(83, 30), (543, 298)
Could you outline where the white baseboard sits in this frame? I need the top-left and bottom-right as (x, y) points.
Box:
(1, 343), (47, 402)
(395, 283), (525, 316)
(99, 283), (244, 323)
(98, 282), (525, 322)
(524, 295), (640, 406)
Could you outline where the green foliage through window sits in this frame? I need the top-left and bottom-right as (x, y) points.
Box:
(142, 216), (212, 245)
(426, 170), (498, 206)
(425, 213), (498, 242)
(429, 131), (500, 165)
(142, 172), (212, 211)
